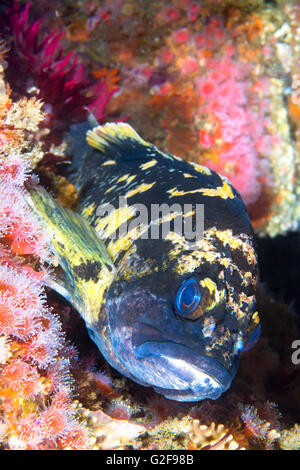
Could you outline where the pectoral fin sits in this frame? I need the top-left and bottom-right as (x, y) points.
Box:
(25, 181), (115, 325)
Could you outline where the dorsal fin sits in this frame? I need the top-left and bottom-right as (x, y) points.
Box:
(86, 123), (160, 161)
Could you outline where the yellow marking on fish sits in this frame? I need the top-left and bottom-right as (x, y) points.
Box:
(81, 203), (96, 218)
(166, 225), (257, 327)
(202, 179), (234, 199)
(167, 187), (182, 197)
(108, 224), (149, 260)
(200, 278), (225, 310)
(152, 211), (182, 225)
(191, 162), (212, 175)
(167, 180), (234, 200)
(28, 188), (115, 325)
(184, 173), (195, 178)
(117, 245), (154, 280)
(126, 182), (156, 198)
(184, 210), (195, 218)
(140, 159), (157, 170)
(165, 230), (250, 287)
(200, 278), (217, 295)
(117, 174), (137, 185)
(252, 311), (260, 325)
(87, 122), (149, 153)
(166, 231), (215, 259)
(233, 294), (256, 319)
(165, 229), (219, 256)
(205, 329), (233, 362)
(105, 185), (117, 194)
(214, 229), (257, 265)
(176, 250), (250, 290)
(164, 231), (188, 257)
(215, 230), (243, 250)
(102, 160), (116, 166)
(118, 174), (130, 183)
(77, 277), (112, 326)
(96, 205), (136, 239)
(175, 252), (220, 275)
(126, 175), (137, 185)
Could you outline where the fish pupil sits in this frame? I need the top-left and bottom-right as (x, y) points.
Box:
(176, 278), (201, 315)
(182, 284), (196, 307)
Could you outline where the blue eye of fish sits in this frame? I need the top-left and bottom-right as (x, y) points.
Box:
(243, 323), (261, 352)
(176, 278), (201, 316)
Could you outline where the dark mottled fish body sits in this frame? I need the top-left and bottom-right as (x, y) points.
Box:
(27, 122), (259, 401)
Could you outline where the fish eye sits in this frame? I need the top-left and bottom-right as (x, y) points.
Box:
(176, 277), (201, 316)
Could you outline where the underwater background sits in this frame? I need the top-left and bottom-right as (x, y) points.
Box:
(1, 0), (300, 450)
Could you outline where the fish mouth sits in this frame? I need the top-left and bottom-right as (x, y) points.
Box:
(134, 341), (236, 401)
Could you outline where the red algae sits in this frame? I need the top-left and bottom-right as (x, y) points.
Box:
(5, 1), (121, 152)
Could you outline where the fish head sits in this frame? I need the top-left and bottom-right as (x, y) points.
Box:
(102, 231), (259, 401)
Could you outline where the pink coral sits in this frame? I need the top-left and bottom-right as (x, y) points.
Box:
(196, 57), (267, 205)
(0, 156), (49, 260)
(173, 28), (191, 44)
(145, 15), (273, 206)
(186, 3), (201, 23)
(182, 18), (271, 205)
(0, 154), (91, 449)
(157, 6), (181, 23)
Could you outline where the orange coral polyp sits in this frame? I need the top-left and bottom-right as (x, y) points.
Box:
(40, 408), (68, 437)
(0, 303), (15, 331)
(1, 359), (41, 397)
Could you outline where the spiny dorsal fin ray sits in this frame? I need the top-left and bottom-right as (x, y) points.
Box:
(86, 122), (172, 162)
(25, 181), (115, 326)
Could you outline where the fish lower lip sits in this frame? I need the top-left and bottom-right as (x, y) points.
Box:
(134, 341), (234, 399)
